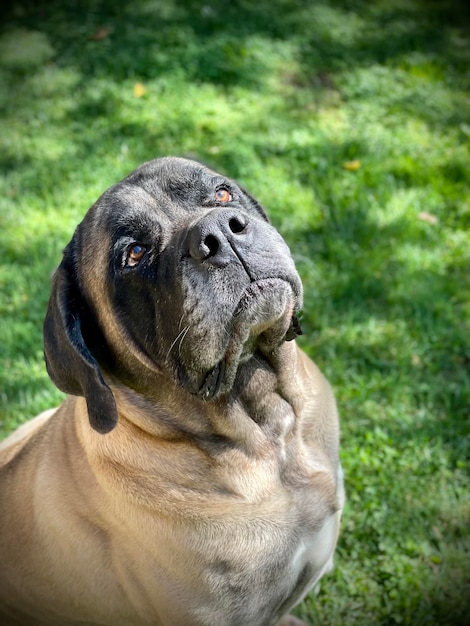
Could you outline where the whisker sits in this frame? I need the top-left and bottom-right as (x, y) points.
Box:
(177, 314), (185, 332)
(177, 325), (191, 356)
(167, 325), (191, 360)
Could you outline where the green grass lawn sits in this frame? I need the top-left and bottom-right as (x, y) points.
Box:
(1, 0), (469, 624)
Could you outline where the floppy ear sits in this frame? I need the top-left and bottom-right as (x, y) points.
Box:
(240, 186), (271, 222)
(43, 247), (118, 434)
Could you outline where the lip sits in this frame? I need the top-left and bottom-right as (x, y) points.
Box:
(234, 278), (292, 317)
(193, 278), (299, 400)
(197, 359), (226, 399)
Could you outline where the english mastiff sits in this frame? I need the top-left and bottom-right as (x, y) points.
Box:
(0, 157), (344, 626)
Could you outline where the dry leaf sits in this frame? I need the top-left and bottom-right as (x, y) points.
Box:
(418, 211), (438, 225)
(90, 27), (110, 41)
(342, 160), (361, 171)
(133, 82), (146, 98)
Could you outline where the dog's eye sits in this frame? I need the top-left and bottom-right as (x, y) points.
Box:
(215, 188), (232, 203)
(126, 244), (146, 267)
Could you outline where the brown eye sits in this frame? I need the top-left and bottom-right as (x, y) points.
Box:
(127, 244), (146, 267)
(215, 188), (232, 203)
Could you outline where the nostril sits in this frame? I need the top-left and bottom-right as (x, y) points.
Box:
(229, 216), (246, 234)
(204, 234), (220, 258)
(189, 212), (249, 263)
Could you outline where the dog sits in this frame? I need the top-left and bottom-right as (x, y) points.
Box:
(0, 157), (344, 626)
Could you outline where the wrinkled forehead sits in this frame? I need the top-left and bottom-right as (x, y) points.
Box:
(122, 157), (229, 206)
(94, 158), (232, 222)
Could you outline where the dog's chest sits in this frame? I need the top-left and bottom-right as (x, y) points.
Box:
(178, 452), (339, 625)
(115, 444), (341, 626)
(192, 501), (340, 626)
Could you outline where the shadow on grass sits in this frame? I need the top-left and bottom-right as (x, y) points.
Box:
(2, 0), (470, 171)
(300, 207), (470, 428)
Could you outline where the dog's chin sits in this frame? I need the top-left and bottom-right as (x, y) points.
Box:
(179, 279), (302, 400)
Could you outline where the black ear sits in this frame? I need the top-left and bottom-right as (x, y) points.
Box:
(240, 186), (271, 223)
(43, 247), (118, 434)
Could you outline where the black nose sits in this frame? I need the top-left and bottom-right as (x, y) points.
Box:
(187, 210), (249, 266)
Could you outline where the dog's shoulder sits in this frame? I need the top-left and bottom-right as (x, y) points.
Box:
(0, 407), (58, 463)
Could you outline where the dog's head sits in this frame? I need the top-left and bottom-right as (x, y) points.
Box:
(44, 157), (303, 433)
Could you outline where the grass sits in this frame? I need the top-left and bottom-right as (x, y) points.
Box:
(1, 0), (469, 624)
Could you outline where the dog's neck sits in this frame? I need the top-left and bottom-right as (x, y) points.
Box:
(73, 341), (339, 516)
(105, 342), (302, 452)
